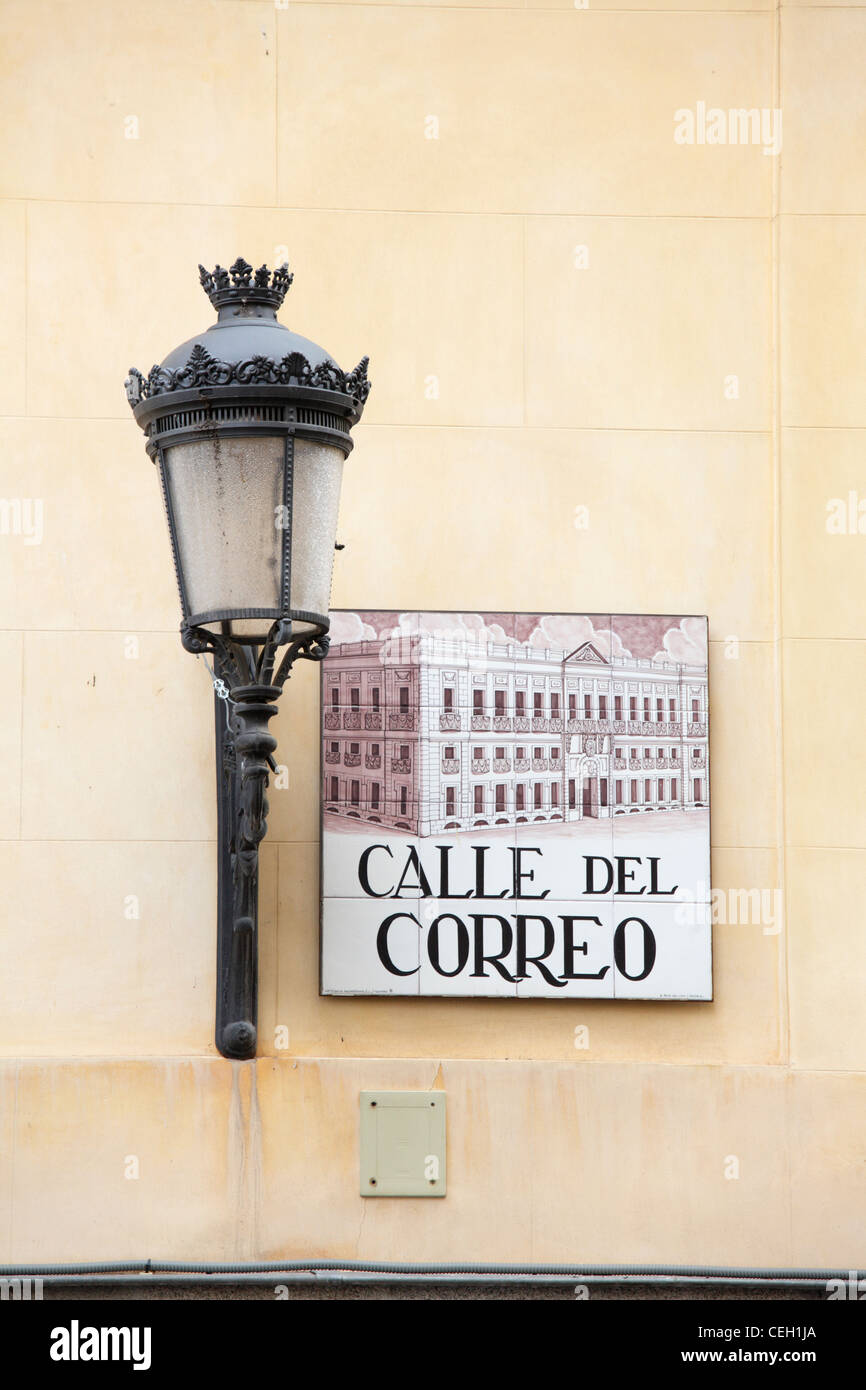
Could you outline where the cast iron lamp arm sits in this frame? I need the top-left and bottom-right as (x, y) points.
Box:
(199, 619), (331, 1060)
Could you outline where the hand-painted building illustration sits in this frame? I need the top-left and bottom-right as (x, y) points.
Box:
(322, 617), (709, 837)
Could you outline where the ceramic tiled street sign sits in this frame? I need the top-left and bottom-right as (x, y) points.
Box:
(320, 611), (711, 1001)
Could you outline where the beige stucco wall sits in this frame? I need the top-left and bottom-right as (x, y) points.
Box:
(0, 0), (863, 1267)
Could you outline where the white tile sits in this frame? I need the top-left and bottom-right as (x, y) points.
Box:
(515, 900), (615, 1000)
(417, 898), (519, 998)
(321, 896), (420, 996)
(612, 902), (712, 1001)
(516, 817), (615, 901)
(612, 808), (712, 905)
(321, 822), (421, 900)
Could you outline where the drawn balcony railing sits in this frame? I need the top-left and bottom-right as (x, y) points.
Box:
(613, 760), (627, 772)
(441, 758), (460, 774)
(611, 719), (627, 734)
(391, 757), (412, 773)
(567, 719), (614, 735)
(642, 758), (656, 769)
(440, 712), (462, 731)
(324, 712), (340, 730)
(471, 715), (491, 731)
(344, 753), (361, 768)
(532, 717), (549, 732)
(549, 717), (563, 732)
(389, 713), (416, 730)
(691, 753), (707, 768)
(343, 711), (361, 730)
(688, 722), (706, 737)
(656, 757), (670, 769)
(514, 716), (530, 731)
(493, 758), (511, 773)
(514, 758), (530, 771)
(493, 716), (512, 731)
(627, 720), (681, 736)
(549, 753), (561, 765)
(364, 754), (381, 769)
(628, 757), (642, 770)
(364, 711), (382, 729)
(531, 758), (549, 771)
(324, 750), (341, 764)
(471, 759), (490, 774)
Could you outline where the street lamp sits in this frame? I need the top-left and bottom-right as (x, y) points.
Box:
(125, 257), (370, 1060)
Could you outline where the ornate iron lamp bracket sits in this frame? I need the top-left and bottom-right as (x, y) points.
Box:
(125, 256), (368, 1062)
(190, 620), (331, 1060)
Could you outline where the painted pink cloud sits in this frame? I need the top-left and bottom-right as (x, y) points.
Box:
(653, 617), (707, 666)
(328, 611), (377, 644)
(528, 615), (632, 661)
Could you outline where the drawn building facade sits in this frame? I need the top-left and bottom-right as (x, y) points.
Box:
(322, 625), (708, 837)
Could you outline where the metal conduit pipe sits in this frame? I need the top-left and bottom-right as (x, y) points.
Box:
(0, 1261), (855, 1287)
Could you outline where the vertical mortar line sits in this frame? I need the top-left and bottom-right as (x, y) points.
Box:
(521, 214), (527, 427)
(17, 632), (24, 839)
(7, 1061), (20, 1252)
(771, 0), (795, 1262)
(23, 202), (28, 417)
(274, 841), (280, 1057)
(274, 8), (280, 206)
(771, 0), (787, 1061)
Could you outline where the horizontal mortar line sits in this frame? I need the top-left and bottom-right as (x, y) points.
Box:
(4, 196), (775, 219)
(0, 839), (784, 852)
(0, 415), (775, 434)
(783, 844), (866, 853)
(221, 1), (778, 11)
(356, 422), (774, 433)
(709, 844), (780, 851)
(0, 837), (219, 845)
(784, 843), (866, 851)
(0, 631), (777, 644)
(0, 627), (208, 635)
(0, 1056), (859, 1075)
(0, 837), (318, 845)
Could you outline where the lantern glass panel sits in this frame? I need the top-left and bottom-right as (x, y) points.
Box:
(162, 436), (284, 636)
(288, 439), (345, 629)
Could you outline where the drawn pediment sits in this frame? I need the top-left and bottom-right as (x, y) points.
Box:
(567, 642), (609, 664)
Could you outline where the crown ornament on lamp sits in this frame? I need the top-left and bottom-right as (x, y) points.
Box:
(125, 256), (370, 411)
(198, 256), (294, 311)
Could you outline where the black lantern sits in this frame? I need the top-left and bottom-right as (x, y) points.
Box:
(125, 257), (370, 1060)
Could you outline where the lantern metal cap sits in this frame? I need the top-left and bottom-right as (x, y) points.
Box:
(124, 257), (371, 422)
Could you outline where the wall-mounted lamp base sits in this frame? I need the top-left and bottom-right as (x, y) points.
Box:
(214, 679), (281, 1061)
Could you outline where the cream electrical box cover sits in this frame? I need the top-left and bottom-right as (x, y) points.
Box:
(360, 1091), (446, 1197)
